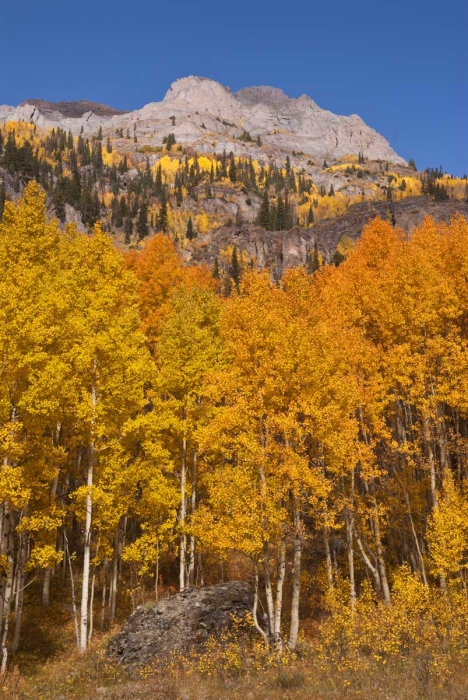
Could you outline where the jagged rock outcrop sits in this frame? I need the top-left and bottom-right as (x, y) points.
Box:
(189, 197), (468, 275)
(0, 76), (405, 165)
(107, 581), (253, 668)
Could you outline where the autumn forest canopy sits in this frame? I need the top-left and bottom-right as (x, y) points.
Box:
(3, 182), (468, 686)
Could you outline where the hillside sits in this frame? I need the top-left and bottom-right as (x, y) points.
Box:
(0, 77), (467, 283)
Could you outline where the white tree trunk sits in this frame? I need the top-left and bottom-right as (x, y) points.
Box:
(11, 534), (26, 654)
(109, 526), (119, 627)
(64, 531), (80, 650)
(80, 364), (97, 653)
(289, 504), (302, 650)
(274, 539), (286, 651)
(252, 563), (269, 648)
(179, 436), (187, 592)
(263, 542), (274, 641)
(187, 451), (197, 587)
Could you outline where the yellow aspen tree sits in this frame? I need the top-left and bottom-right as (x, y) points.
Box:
(63, 224), (150, 653)
(151, 286), (222, 591)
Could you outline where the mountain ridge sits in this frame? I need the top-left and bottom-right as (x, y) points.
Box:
(0, 76), (405, 165)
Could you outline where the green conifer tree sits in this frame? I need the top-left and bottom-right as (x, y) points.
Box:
(137, 202), (149, 239)
(158, 197), (168, 233)
(230, 245), (241, 292)
(124, 214), (133, 243)
(0, 182), (6, 222)
(229, 153), (237, 183)
(186, 217), (196, 240)
(258, 189), (270, 229)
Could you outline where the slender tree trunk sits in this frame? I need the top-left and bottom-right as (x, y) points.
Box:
(263, 542), (275, 639)
(289, 503), (302, 650)
(109, 527), (119, 627)
(88, 538), (99, 644)
(42, 423), (61, 607)
(0, 530), (14, 673)
(273, 539), (286, 651)
(80, 363), (97, 653)
(344, 468), (356, 612)
(179, 436), (187, 592)
(423, 416), (439, 508)
(345, 509), (356, 613)
(422, 415), (447, 591)
(252, 563), (269, 648)
(371, 501), (391, 605)
(11, 534), (26, 654)
(0, 505), (11, 632)
(0, 566), (14, 675)
(64, 532), (80, 651)
(187, 451), (197, 587)
(101, 558), (108, 632)
(353, 521), (381, 592)
(80, 459), (93, 652)
(405, 495), (428, 585)
(323, 525), (334, 591)
(154, 539), (159, 602)
(197, 552), (204, 588)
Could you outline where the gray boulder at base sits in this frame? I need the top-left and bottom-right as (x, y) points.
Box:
(107, 581), (253, 667)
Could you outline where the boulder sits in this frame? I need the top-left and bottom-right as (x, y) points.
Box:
(107, 581), (253, 668)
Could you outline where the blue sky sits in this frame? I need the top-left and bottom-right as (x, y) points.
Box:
(2, 0), (466, 174)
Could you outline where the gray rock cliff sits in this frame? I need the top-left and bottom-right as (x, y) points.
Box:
(0, 76), (405, 165)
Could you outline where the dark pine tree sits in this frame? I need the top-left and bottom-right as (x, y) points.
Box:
(53, 183), (67, 223)
(0, 181), (6, 222)
(137, 202), (149, 239)
(229, 152), (237, 183)
(186, 216), (196, 240)
(158, 197), (168, 233)
(124, 215), (133, 244)
(230, 246), (241, 292)
(258, 189), (270, 229)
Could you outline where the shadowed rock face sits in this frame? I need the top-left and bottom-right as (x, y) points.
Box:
(107, 581), (253, 668)
(188, 197), (468, 276)
(19, 99), (129, 118)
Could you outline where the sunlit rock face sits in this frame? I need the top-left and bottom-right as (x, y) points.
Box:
(0, 76), (405, 165)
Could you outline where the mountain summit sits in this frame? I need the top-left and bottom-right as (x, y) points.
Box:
(0, 76), (405, 164)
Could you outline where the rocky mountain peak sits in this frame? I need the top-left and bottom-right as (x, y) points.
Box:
(235, 85), (289, 108)
(0, 75), (406, 164)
